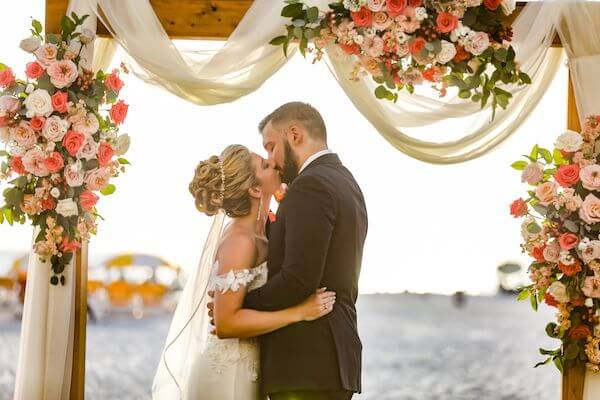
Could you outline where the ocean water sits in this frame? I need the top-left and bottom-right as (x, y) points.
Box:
(0, 294), (560, 400)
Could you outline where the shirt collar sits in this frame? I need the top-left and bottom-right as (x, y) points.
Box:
(298, 149), (334, 175)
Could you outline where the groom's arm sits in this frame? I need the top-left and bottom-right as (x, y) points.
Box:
(243, 174), (335, 311)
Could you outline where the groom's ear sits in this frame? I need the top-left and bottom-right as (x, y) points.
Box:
(287, 123), (304, 146)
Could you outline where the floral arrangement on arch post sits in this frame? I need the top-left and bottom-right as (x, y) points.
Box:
(272, 0), (531, 119)
(0, 14), (131, 286)
(511, 115), (600, 373)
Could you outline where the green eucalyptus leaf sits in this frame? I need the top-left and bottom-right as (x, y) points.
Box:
(100, 184), (116, 196)
(282, 3), (304, 18)
(511, 160), (528, 170)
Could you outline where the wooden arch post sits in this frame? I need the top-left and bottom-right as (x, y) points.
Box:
(44, 1), (583, 399)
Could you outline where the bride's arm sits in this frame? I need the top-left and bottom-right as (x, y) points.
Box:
(213, 233), (335, 339)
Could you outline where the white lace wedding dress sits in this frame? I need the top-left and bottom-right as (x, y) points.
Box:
(184, 261), (268, 400)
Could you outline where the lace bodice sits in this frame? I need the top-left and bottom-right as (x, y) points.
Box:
(205, 262), (268, 382)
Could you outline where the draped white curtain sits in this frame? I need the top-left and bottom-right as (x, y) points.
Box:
(12, 1), (113, 399)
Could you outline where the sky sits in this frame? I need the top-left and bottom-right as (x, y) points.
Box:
(0, 1), (570, 294)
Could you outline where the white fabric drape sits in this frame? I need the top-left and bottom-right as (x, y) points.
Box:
(80, 0), (569, 164)
(13, 1), (113, 398)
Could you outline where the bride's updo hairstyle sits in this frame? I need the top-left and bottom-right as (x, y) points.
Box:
(189, 144), (258, 218)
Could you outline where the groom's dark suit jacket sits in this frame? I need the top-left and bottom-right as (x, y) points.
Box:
(243, 153), (368, 395)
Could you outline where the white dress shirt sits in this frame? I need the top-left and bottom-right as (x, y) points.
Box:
(298, 149), (334, 175)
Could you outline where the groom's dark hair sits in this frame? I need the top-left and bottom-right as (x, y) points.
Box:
(259, 102), (327, 143)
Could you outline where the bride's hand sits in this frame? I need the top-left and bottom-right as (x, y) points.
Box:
(295, 287), (336, 322)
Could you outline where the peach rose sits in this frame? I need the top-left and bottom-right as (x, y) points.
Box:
(580, 193), (600, 224)
(97, 142), (115, 167)
(580, 164), (600, 191)
(62, 130), (85, 156)
(42, 116), (69, 142)
(367, 0), (386, 11)
(43, 151), (64, 173)
(10, 121), (37, 149)
(20, 194), (42, 215)
(0, 95), (20, 116)
(542, 241), (560, 263)
(583, 276), (600, 298)
(521, 163), (543, 185)
(110, 101), (129, 125)
(535, 181), (557, 206)
(34, 44), (58, 66)
(360, 56), (383, 77)
(22, 148), (49, 177)
(25, 61), (45, 79)
(372, 12), (392, 30)
(85, 168), (110, 191)
(51, 91), (69, 113)
(80, 190), (99, 211)
(548, 281), (569, 303)
(47, 60), (78, 89)
(72, 113), (99, 136)
(559, 232), (579, 250)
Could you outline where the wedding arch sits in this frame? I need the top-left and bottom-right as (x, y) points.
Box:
(9, 0), (599, 399)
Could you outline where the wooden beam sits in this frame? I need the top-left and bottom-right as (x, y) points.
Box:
(46, 0), (563, 44)
(69, 242), (88, 400)
(46, 0), (253, 40)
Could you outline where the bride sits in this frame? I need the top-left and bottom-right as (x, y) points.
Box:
(152, 144), (336, 400)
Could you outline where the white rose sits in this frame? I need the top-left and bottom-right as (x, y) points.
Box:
(55, 198), (79, 217)
(586, 298), (595, 308)
(464, 32), (490, 56)
(50, 187), (60, 198)
(436, 40), (457, 64)
(25, 84), (35, 94)
(79, 28), (96, 45)
(24, 89), (53, 118)
(466, 0), (483, 6)
(548, 281), (569, 303)
(450, 22), (472, 42)
(0, 127), (9, 143)
(19, 36), (41, 53)
(559, 250), (575, 266)
(343, 0), (367, 12)
(64, 161), (85, 188)
(42, 116), (70, 142)
(501, 0), (516, 15)
(76, 135), (98, 161)
(555, 130), (583, 153)
(114, 134), (130, 156)
(415, 7), (428, 21)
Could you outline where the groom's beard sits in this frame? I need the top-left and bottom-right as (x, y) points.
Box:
(280, 141), (300, 185)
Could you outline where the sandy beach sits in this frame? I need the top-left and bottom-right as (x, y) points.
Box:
(0, 294), (560, 400)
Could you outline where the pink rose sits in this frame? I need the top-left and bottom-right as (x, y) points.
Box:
(43, 151), (64, 173)
(64, 161), (85, 187)
(0, 68), (16, 89)
(80, 190), (99, 211)
(583, 276), (600, 298)
(104, 72), (124, 93)
(387, 0), (408, 15)
(579, 164), (600, 191)
(368, 0), (386, 12)
(22, 148), (49, 177)
(47, 60), (78, 89)
(25, 61), (45, 79)
(535, 181), (557, 206)
(85, 168), (110, 191)
(0, 96), (20, 116)
(34, 44), (58, 67)
(51, 91), (69, 113)
(396, 7), (420, 33)
(580, 193), (600, 225)
(362, 36), (385, 58)
(97, 142), (115, 167)
(559, 233), (579, 250)
(110, 101), (129, 125)
(10, 121), (37, 149)
(62, 130), (85, 156)
(76, 135), (98, 161)
(465, 32), (490, 56)
(521, 163), (543, 185)
(542, 241), (560, 263)
(42, 116), (69, 142)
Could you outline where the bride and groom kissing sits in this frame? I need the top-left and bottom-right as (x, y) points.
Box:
(152, 102), (368, 400)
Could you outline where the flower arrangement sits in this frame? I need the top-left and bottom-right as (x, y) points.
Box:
(273, 0), (531, 118)
(511, 115), (600, 373)
(0, 14), (131, 285)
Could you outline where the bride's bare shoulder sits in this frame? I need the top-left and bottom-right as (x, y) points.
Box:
(215, 230), (256, 275)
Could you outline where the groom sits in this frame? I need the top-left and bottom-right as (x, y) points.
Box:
(212, 102), (368, 400)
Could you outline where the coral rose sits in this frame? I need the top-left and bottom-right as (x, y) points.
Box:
(387, 0), (408, 15)
(80, 190), (99, 211)
(0, 68), (16, 88)
(559, 232), (579, 250)
(43, 151), (64, 173)
(555, 164), (580, 187)
(558, 259), (582, 277)
(25, 61), (45, 79)
(10, 156), (26, 175)
(484, 0), (502, 10)
(436, 12), (458, 33)
(51, 91), (69, 113)
(544, 293), (559, 308)
(62, 130), (85, 156)
(110, 101), (129, 125)
(97, 142), (114, 167)
(104, 72), (124, 93)
(30, 116), (45, 131)
(510, 198), (528, 218)
(351, 7), (372, 27)
(569, 325), (592, 341)
(409, 37), (426, 55)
